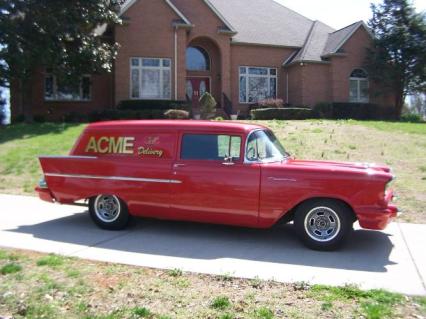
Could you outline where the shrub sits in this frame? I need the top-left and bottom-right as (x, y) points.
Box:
(33, 115), (46, 123)
(88, 109), (165, 122)
(313, 102), (395, 120)
(251, 107), (313, 120)
(400, 113), (424, 123)
(199, 92), (217, 119)
(257, 98), (284, 108)
(164, 109), (190, 119)
(118, 100), (189, 111)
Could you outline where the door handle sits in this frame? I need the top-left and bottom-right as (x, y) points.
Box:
(222, 162), (235, 166)
(173, 163), (186, 169)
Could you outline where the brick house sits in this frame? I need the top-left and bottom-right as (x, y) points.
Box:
(11, 0), (393, 120)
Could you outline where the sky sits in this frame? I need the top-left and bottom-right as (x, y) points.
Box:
(276, 0), (426, 29)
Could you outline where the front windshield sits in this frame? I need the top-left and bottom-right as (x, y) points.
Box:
(246, 130), (288, 162)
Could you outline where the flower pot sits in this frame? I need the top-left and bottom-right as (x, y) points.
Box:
(230, 115), (238, 120)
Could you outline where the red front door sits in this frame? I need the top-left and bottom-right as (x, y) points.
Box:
(186, 77), (210, 108)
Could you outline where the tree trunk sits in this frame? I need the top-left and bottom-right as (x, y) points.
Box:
(21, 78), (34, 123)
(394, 89), (405, 120)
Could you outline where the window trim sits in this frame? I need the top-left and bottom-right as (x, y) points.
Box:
(178, 132), (244, 163)
(239, 66), (278, 104)
(130, 57), (172, 101)
(349, 68), (369, 103)
(44, 74), (91, 102)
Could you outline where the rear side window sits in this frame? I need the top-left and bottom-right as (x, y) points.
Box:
(181, 134), (241, 161)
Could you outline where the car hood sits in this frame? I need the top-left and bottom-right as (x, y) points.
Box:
(286, 159), (392, 174)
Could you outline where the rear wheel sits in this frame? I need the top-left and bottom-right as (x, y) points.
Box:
(89, 195), (130, 230)
(294, 199), (353, 251)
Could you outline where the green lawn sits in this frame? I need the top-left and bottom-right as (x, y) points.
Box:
(0, 120), (425, 223)
(0, 248), (425, 319)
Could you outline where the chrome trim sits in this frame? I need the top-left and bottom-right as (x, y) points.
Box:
(39, 155), (98, 160)
(268, 177), (297, 182)
(244, 129), (264, 164)
(44, 173), (182, 184)
(244, 129), (288, 164)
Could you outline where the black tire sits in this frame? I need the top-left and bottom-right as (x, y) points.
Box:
(294, 199), (353, 251)
(89, 195), (130, 230)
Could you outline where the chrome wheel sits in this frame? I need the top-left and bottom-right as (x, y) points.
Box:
(304, 206), (341, 242)
(94, 195), (121, 223)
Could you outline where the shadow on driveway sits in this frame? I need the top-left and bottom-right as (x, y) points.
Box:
(7, 211), (396, 272)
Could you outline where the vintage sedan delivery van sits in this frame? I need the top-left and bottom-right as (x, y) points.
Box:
(36, 120), (398, 250)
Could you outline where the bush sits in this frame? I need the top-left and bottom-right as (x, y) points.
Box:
(400, 113), (424, 123)
(199, 92), (217, 119)
(257, 98), (284, 108)
(251, 107), (313, 120)
(88, 109), (165, 122)
(164, 109), (190, 119)
(313, 102), (395, 120)
(118, 100), (189, 111)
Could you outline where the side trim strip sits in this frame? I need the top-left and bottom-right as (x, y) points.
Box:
(45, 173), (182, 184)
(39, 156), (98, 160)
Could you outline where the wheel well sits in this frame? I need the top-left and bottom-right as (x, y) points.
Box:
(278, 197), (357, 225)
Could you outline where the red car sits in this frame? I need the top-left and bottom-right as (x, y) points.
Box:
(36, 120), (398, 250)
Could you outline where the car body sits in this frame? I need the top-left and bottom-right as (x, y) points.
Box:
(36, 120), (398, 250)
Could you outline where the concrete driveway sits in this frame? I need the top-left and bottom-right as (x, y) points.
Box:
(0, 194), (425, 296)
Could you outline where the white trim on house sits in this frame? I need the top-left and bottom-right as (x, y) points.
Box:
(120, 0), (192, 26)
(238, 66), (278, 104)
(129, 57), (172, 100)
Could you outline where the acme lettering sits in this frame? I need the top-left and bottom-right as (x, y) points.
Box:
(138, 147), (163, 157)
(85, 137), (135, 154)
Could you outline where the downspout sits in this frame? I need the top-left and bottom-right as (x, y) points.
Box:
(174, 27), (178, 100)
(286, 72), (289, 105)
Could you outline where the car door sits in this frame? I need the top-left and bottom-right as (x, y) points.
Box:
(170, 132), (261, 227)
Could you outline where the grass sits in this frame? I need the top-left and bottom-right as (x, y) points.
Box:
(1, 263), (22, 275)
(36, 254), (65, 267)
(0, 248), (424, 319)
(210, 296), (231, 310)
(0, 120), (425, 223)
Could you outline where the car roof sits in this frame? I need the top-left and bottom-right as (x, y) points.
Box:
(87, 120), (267, 133)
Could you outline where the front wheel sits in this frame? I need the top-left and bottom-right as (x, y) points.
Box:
(294, 199), (353, 251)
(89, 195), (130, 230)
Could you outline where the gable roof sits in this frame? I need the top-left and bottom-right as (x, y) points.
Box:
(120, 0), (192, 25)
(202, 0), (314, 47)
(323, 21), (373, 56)
(291, 21), (335, 63)
(119, 0), (373, 64)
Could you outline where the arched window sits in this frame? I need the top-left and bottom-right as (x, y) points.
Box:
(349, 68), (369, 103)
(186, 46), (210, 71)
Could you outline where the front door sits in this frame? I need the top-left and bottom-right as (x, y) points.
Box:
(186, 77), (210, 108)
(170, 132), (261, 227)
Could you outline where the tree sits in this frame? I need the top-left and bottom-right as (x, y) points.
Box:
(410, 92), (426, 117)
(0, 89), (5, 124)
(367, 0), (426, 118)
(0, 0), (121, 122)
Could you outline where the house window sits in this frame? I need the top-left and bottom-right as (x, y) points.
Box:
(186, 46), (210, 71)
(239, 67), (277, 103)
(130, 57), (172, 100)
(44, 75), (91, 101)
(349, 69), (369, 103)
